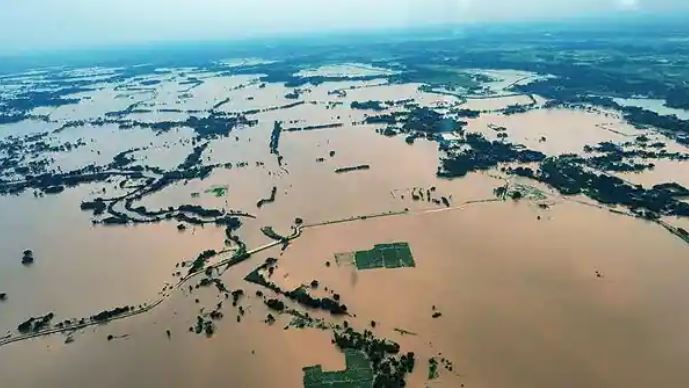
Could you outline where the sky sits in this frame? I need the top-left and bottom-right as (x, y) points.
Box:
(0, 0), (687, 53)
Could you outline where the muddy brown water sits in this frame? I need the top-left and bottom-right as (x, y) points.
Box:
(2, 196), (688, 387)
(1, 73), (689, 387)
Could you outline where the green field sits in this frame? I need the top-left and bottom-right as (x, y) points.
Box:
(352, 242), (415, 270)
(204, 185), (228, 197)
(303, 350), (373, 388)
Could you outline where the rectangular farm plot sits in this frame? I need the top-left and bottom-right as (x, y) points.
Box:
(349, 242), (415, 270)
(303, 350), (374, 388)
(354, 249), (383, 269)
(334, 252), (355, 266)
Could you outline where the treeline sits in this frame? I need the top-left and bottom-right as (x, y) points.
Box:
(90, 306), (131, 322)
(270, 121), (282, 155)
(333, 328), (415, 387)
(438, 133), (545, 178)
(187, 249), (218, 275)
(511, 157), (689, 219)
(256, 186), (277, 208)
(245, 258), (348, 315)
(335, 165), (370, 174)
(351, 100), (386, 111)
(17, 313), (54, 334)
(284, 123), (343, 132)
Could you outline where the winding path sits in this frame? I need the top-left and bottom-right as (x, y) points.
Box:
(0, 199), (500, 348)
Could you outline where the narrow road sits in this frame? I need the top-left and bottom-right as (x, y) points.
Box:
(0, 198), (500, 348)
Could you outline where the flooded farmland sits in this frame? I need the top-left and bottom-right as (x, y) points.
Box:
(2, 50), (689, 388)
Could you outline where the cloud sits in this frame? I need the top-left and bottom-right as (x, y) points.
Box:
(0, 0), (687, 53)
(617, 0), (640, 10)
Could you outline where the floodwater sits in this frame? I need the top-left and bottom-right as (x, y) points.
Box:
(462, 68), (548, 95)
(295, 63), (398, 78)
(468, 107), (645, 156)
(1, 64), (689, 388)
(614, 97), (689, 120)
(618, 159), (689, 189)
(461, 94), (535, 112)
(0, 183), (228, 334)
(272, 198), (689, 388)
(0, 259), (346, 388)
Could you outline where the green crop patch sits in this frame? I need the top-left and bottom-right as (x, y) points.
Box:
(204, 185), (228, 197)
(342, 242), (415, 270)
(303, 350), (374, 388)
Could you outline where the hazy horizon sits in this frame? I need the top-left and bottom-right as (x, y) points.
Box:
(2, 0), (689, 54)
